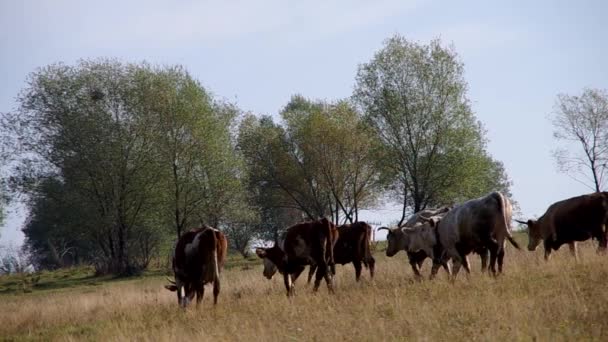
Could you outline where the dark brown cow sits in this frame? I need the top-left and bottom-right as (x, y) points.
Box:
(306, 221), (376, 283)
(255, 218), (337, 296)
(516, 192), (608, 260)
(164, 226), (228, 307)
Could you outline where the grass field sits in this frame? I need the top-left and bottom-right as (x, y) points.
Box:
(1, 234), (608, 341)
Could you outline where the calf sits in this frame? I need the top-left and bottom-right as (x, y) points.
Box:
(379, 208), (466, 279)
(256, 218), (337, 296)
(164, 226), (228, 307)
(306, 221), (376, 283)
(516, 192), (608, 260)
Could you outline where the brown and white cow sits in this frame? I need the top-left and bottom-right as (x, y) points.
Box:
(516, 192), (608, 260)
(431, 191), (520, 279)
(306, 221), (376, 283)
(164, 226), (228, 307)
(255, 218), (337, 296)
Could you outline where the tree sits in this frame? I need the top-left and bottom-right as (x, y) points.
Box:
(282, 98), (384, 223)
(552, 88), (608, 192)
(353, 35), (511, 224)
(5, 60), (174, 274)
(238, 96), (384, 230)
(141, 66), (244, 238)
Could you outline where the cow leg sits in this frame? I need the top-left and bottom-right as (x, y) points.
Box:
(368, 257), (375, 279)
(543, 240), (553, 261)
(451, 258), (462, 282)
(283, 272), (294, 297)
(460, 254), (471, 275)
(353, 261), (363, 282)
(408, 252), (423, 280)
(213, 278), (220, 305)
(568, 242), (578, 261)
(430, 258), (450, 280)
(291, 265), (306, 283)
(313, 263), (333, 293)
(487, 242), (499, 276)
(479, 249), (489, 273)
(596, 228), (607, 254)
(410, 260), (423, 280)
(497, 247), (505, 274)
(307, 264), (317, 285)
(196, 285), (205, 307)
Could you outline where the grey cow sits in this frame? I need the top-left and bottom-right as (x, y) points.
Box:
(379, 207), (453, 279)
(430, 191), (520, 279)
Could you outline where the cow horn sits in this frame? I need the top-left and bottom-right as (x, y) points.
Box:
(419, 215), (432, 222)
(377, 227), (390, 232)
(514, 219), (529, 225)
(166, 277), (176, 284)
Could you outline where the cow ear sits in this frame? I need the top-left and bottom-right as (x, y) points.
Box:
(164, 284), (178, 292)
(255, 248), (267, 258)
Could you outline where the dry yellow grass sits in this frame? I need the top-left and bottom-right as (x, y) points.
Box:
(1, 240), (608, 341)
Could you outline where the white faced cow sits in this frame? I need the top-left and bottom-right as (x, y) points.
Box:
(164, 226), (228, 307)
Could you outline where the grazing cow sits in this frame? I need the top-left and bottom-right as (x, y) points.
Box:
(306, 221), (376, 283)
(432, 192), (520, 279)
(256, 218), (337, 296)
(164, 226), (228, 307)
(516, 192), (608, 260)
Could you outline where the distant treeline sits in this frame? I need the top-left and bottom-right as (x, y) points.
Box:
(0, 35), (510, 275)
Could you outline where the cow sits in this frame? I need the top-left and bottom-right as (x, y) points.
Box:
(515, 192), (608, 260)
(164, 226), (228, 307)
(379, 207), (458, 279)
(306, 221), (376, 283)
(255, 218), (337, 296)
(431, 191), (520, 279)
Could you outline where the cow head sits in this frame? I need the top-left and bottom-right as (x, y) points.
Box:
(164, 275), (195, 308)
(378, 226), (408, 257)
(255, 246), (285, 279)
(516, 219), (541, 251)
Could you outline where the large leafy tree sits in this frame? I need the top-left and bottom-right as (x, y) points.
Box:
(141, 66), (244, 238)
(3, 59), (246, 274)
(354, 35), (511, 224)
(6, 60), (168, 274)
(238, 96), (384, 235)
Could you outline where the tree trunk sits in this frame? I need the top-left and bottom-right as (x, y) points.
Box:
(398, 184), (408, 227)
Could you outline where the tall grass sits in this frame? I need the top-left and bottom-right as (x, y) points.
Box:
(1, 240), (607, 341)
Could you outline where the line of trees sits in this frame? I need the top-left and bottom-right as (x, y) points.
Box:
(1, 35), (514, 274)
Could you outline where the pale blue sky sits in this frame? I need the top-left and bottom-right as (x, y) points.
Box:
(1, 0), (606, 244)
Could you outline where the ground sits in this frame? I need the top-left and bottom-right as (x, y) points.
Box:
(1, 234), (607, 341)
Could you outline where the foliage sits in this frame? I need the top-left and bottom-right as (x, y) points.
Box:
(238, 96), (385, 235)
(552, 88), (608, 192)
(140, 66), (245, 238)
(353, 35), (512, 223)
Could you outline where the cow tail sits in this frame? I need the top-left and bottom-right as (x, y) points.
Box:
(323, 218), (335, 275)
(363, 224), (373, 268)
(498, 192), (520, 251)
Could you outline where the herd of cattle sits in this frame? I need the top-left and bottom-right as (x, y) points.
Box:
(164, 191), (608, 307)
